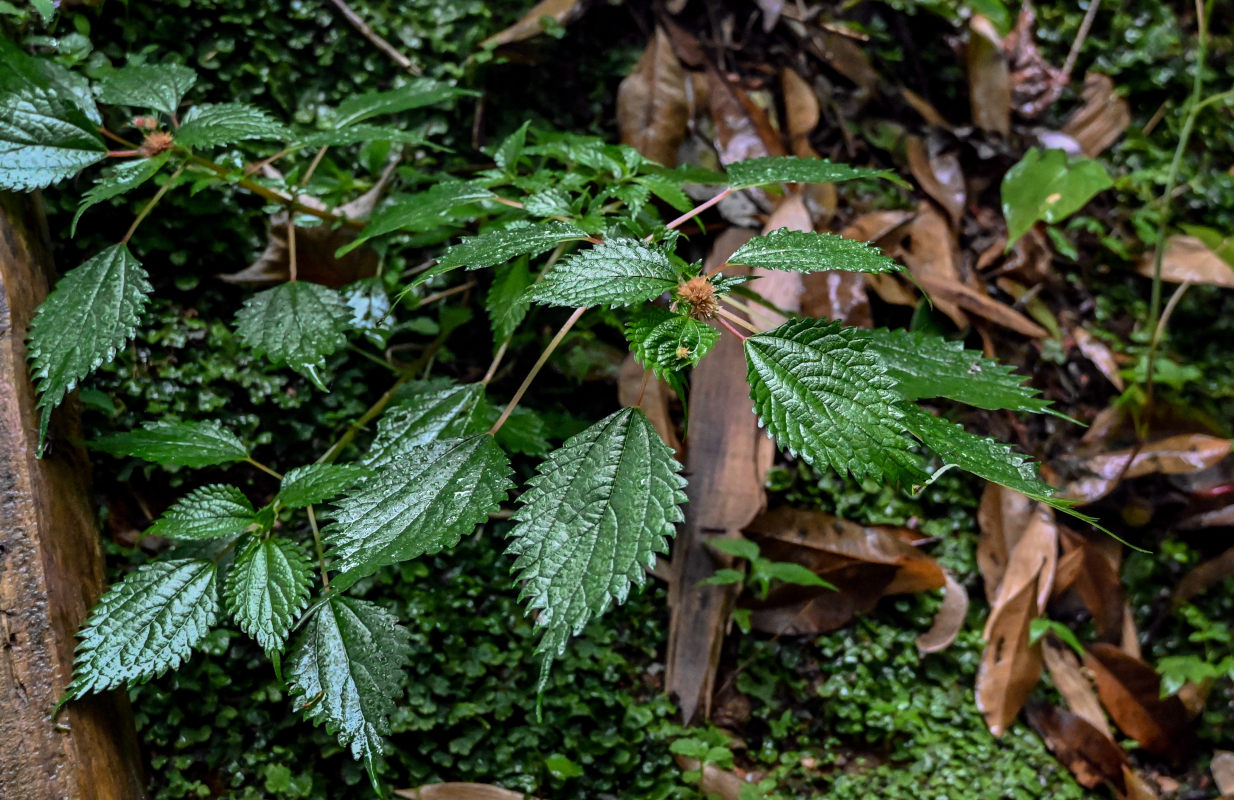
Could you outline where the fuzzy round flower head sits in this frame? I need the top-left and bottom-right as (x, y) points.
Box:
(139, 131), (175, 158)
(673, 275), (719, 320)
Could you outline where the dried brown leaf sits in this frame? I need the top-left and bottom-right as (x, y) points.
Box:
(617, 28), (690, 167)
(1061, 434), (1232, 504)
(967, 15), (1011, 136)
(978, 484), (1036, 603)
(1173, 545), (1234, 608)
(1004, 3), (1063, 118)
(1062, 73), (1131, 157)
(479, 0), (584, 48)
(916, 570), (970, 654)
(1026, 704), (1128, 791)
(977, 575), (1043, 736)
(1042, 638), (1113, 738)
(906, 136), (966, 229)
(781, 68), (819, 157)
(1073, 327), (1126, 391)
(1213, 751), (1234, 796)
(1138, 235), (1234, 289)
(618, 354), (682, 456)
(1084, 642), (1197, 762)
(1054, 528), (1124, 642)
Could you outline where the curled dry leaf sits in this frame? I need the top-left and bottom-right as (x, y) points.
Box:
(1062, 73), (1132, 157)
(1004, 3), (1063, 118)
(977, 483), (1036, 603)
(617, 28), (690, 167)
(810, 28), (879, 93)
(1042, 638), (1112, 739)
(1084, 642), (1197, 762)
(967, 15), (1011, 136)
(916, 570), (970, 654)
(781, 67), (819, 157)
(1072, 327), (1125, 391)
(1121, 766), (1162, 800)
(1061, 434), (1233, 505)
(394, 783), (544, 800)
(1138, 235), (1234, 289)
(1212, 751), (1234, 796)
(479, 0), (585, 48)
(1026, 704), (1129, 791)
(906, 135), (966, 229)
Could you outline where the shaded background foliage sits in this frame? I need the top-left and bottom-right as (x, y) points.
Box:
(5, 0), (1234, 796)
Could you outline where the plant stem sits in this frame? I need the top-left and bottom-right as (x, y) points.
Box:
(299, 145), (329, 188)
(122, 163), (188, 244)
(418, 281), (475, 308)
(480, 241), (570, 387)
(489, 305), (587, 435)
(327, 0), (421, 75)
(657, 187), (733, 237)
(481, 338), (510, 385)
(718, 293), (759, 318)
(107, 149), (140, 158)
(306, 505), (330, 587)
(1142, 0), (1209, 434)
(715, 306), (760, 334)
(186, 155), (364, 229)
(715, 314), (748, 341)
(1060, 0), (1102, 85)
(287, 216), (298, 282)
(316, 331), (450, 464)
(245, 457), (283, 480)
(347, 343), (399, 373)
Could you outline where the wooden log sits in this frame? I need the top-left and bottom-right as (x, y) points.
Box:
(0, 192), (146, 800)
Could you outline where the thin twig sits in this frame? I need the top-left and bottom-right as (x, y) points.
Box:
(187, 155), (364, 229)
(716, 314), (748, 341)
(299, 145), (330, 188)
(716, 307), (760, 334)
(1060, 0), (1102, 85)
(245, 457), (283, 480)
(418, 281), (475, 308)
(122, 163), (188, 244)
(480, 242), (570, 386)
(287, 216), (298, 282)
(1153, 280), (1192, 346)
(652, 187), (734, 240)
(327, 0), (421, 75)
(307, 505), (330, 588)
(490, 306), (588, 435)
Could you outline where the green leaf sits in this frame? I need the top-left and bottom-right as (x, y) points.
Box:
(901, 405), (1059, 504)
(71, 152), (170, 235)
(424, 221), (590, 284)
(494, 121), (530, 172)
(490, 405), (551, 457)
(507, 408), (686, 690)
(758, 561), (834, 589)
(0, 38), (107, 190)
(28, 244), (151, 446)
(277, 464), (373, 509)
(726, 156), (907, 189)
(341, 181), (496, 254)
(635, 173), (692, 212)
(332, 79), (463, 128)
(97, 62), (197, 116)
(708, 537), (760, 561)
(175, 102), (292, 149)
(286, 595), (411, 783)
(1001, 148), (1113, 245)
(364, 381), (486, 468)
(326, 435), (512, 592)
(698, 568), (746, 587)
(486, 258), (535, 344)
(63, 558), (219, 700)
(295, 124), (428, 148)
(526, 239), (678, 308)
(744, 318), (925, 484)
(1029, 618), (1085, 658)
(147, 484), (257, 540)
(235, 282), (352, 390)
(625, 305), (719, 378)
(851, 327), (1052, 414)
(727, 228), (902, 274)
(89, 419), (249, 467)
(224, 536), (313, 651)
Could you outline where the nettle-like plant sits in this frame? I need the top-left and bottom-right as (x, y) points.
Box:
(4, 40), (1087, 791)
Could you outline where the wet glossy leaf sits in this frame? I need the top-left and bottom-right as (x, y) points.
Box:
(97, 62), (197, 115)
(728, 228), (902, 274)
(148, 484), (257, 540)
(224, 536), (313, 651)
(89, 419), (249, 467)
(28, 244), (151, 445)
(63, 558), (219, 700)
(277, 464), (373, 509)
(507, 409), (686, 690)
(1001, 148), (1112, 245)
(71, 153), (170, 235)
(726, 155), (907, 189)
(364, 381), (486, 468)
(420, 221), (589, 284)
(327, 435), (512, 592)
(342, 182), (496, 254)
(527, 238), (678, 307)
(235, 282), (352, 390)
(176, 102), (292, 148)
(332, 79), (463, 128)
(625, 304), (719, 378)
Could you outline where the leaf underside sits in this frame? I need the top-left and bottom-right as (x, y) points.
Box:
(64, 558), (219, 700)
(326, 434), (512, 592)
(507, 408), (686, 690)
(286, 595), (411, 786)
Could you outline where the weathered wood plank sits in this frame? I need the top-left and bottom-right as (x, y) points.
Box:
(0, 192), (146, 800)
